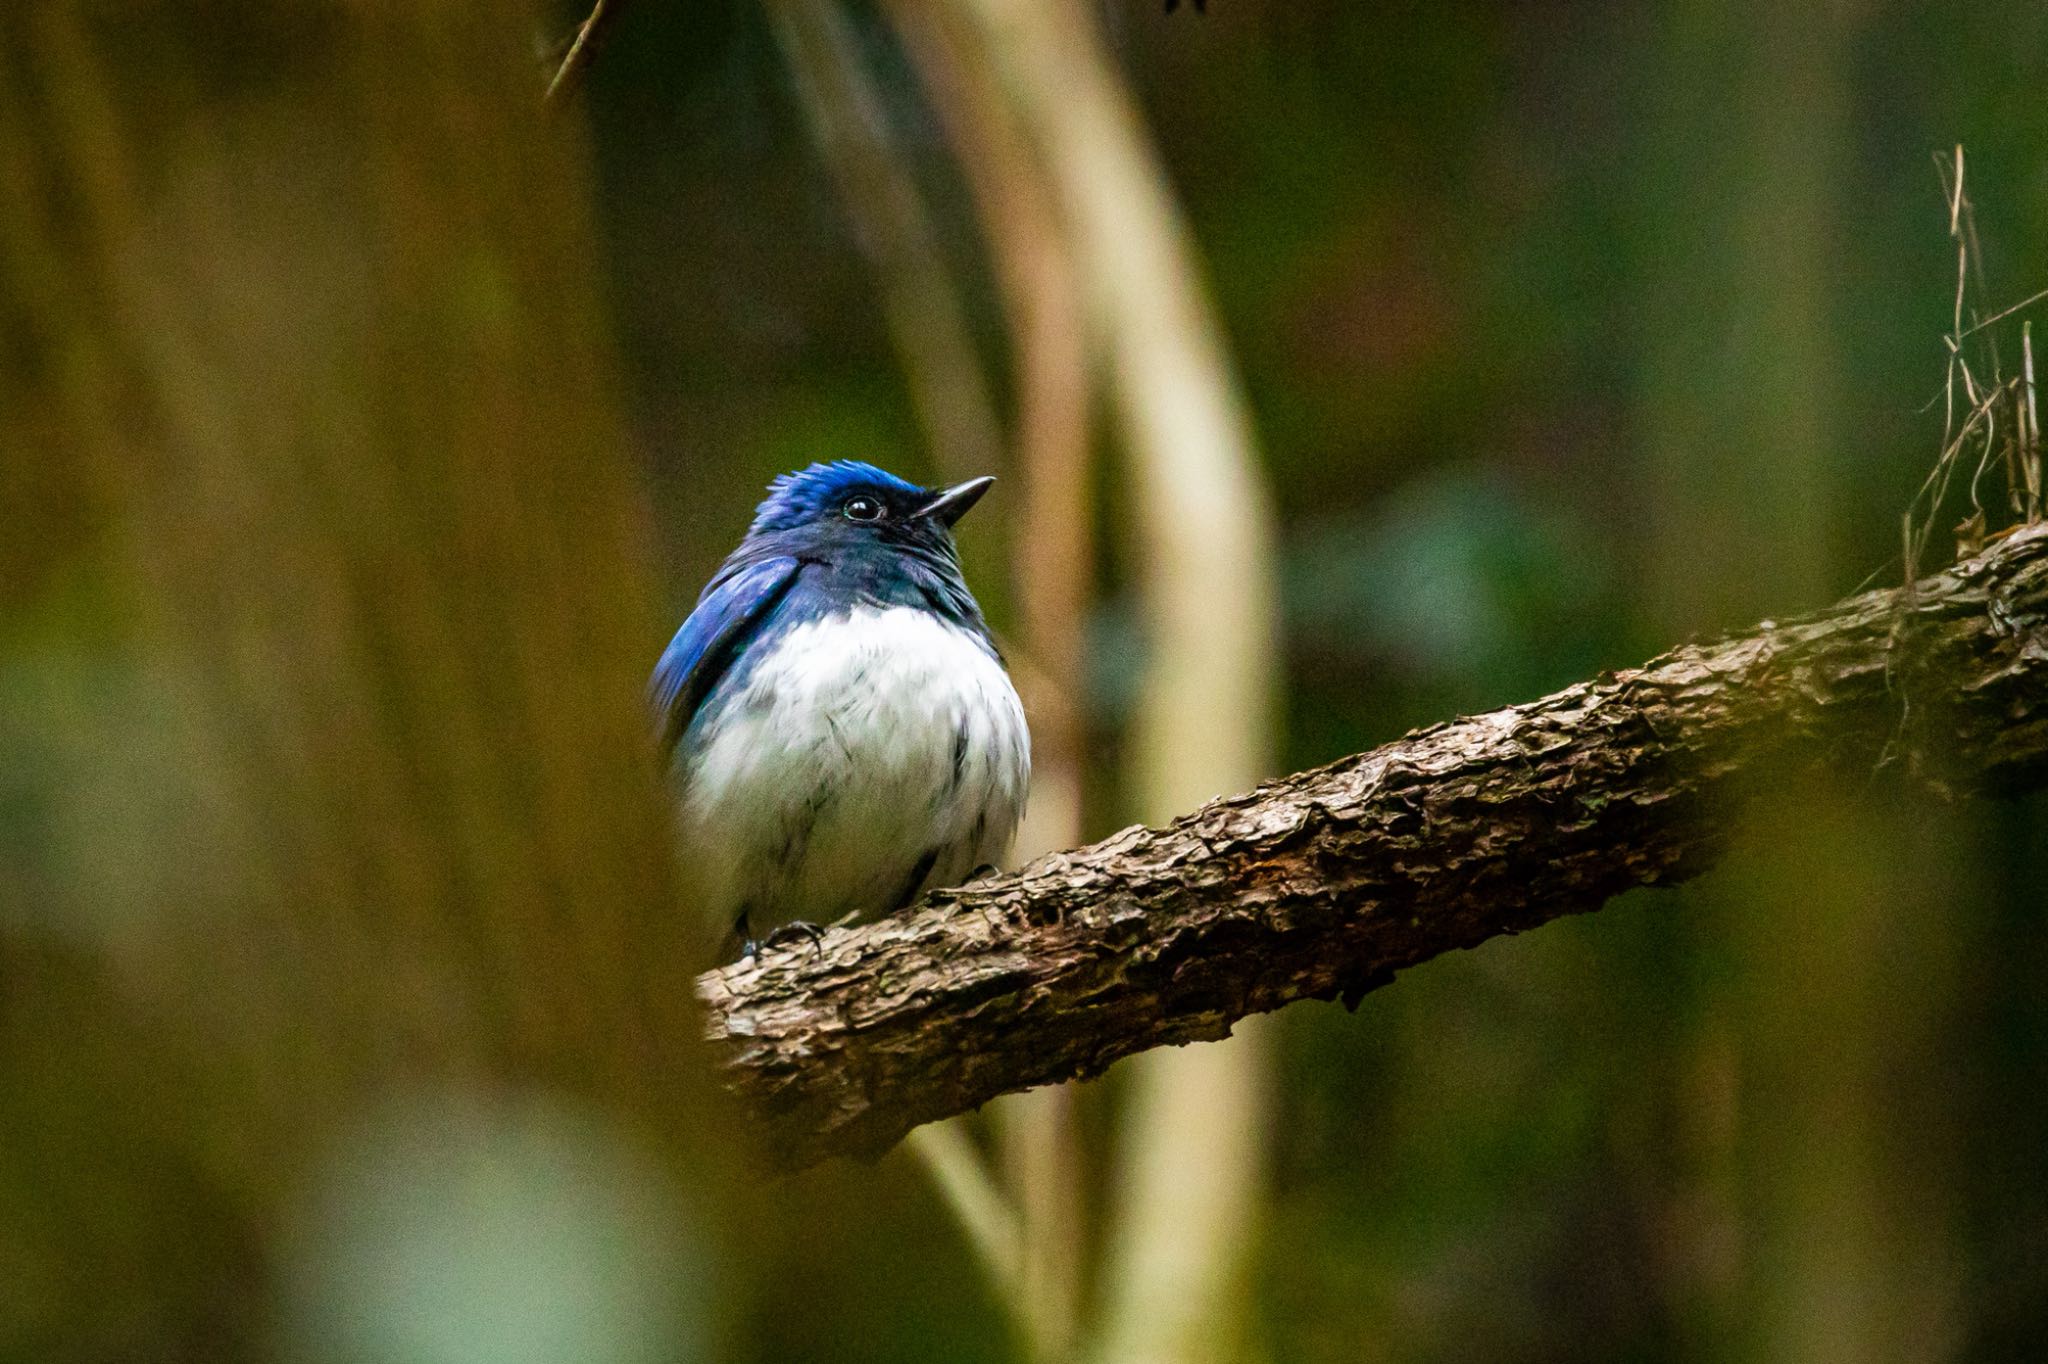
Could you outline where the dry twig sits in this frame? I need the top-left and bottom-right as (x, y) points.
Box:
(543, 0), (624, 106)
(1906, 148), (2047, 580)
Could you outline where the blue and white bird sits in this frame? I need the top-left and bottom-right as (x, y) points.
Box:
(651, 462), (1030, 961)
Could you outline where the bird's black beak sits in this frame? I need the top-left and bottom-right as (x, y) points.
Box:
(916, 475), (995, 527)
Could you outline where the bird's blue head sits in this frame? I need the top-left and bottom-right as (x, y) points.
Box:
(734, 460), (997, 629)
(746, 460), (994, 556)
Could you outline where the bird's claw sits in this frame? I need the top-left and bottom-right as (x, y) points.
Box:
(763, 920), (827, 954)
(730, 916), (826, 965)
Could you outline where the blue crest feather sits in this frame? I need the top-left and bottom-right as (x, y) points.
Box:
(749, 461), (926, 534)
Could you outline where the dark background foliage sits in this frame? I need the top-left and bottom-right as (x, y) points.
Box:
(589, 3), (2048, 1359)
(4, 0), (2046, 1360)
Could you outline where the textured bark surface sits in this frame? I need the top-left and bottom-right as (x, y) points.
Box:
(702, 525), (2048, 1169)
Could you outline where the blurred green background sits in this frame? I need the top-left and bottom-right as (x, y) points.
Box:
(5, 0), (2047, 1361)
(602, 3), (2048, 1360)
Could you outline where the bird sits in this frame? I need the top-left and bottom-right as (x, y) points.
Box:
(651, 461), (1030, 962)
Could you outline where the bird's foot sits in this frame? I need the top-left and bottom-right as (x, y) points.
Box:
(729, 913), (827, 965)
(763, 920), (828, 954)
(965, 863), (1001, 882)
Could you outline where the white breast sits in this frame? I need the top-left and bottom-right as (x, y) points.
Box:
(677, 606), (1029, 942)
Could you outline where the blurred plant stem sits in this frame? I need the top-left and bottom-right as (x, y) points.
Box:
(891, 7), (1095, 1360)
(0, 1), (717, 1351)
(1717, 783), (1967, 1362)
(1635, 1), (1960, 1357)
(888, 7), (1097, 1351)
(786, 0), (1276, 1355)
(765, 0), (1003, 487)
(769, 1), (1088, 1353)
(906, 1120), (1026, 1294)
(935, 2), (1279, 1361)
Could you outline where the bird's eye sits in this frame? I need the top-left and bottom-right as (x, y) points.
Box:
(843, 496), (884, 522)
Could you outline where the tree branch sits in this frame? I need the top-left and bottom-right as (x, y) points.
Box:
(701, 525), (2048, 1170)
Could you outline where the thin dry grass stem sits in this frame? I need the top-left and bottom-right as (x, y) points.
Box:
(1905, 146), (2046, 590)
(2024, 323), (2043, 518)
(543, 0), (621, 106)
(1954, 283), (2048, 342)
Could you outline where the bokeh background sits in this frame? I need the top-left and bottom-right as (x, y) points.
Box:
(5, 1), (2047, 1361)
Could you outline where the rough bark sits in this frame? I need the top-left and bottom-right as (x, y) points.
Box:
(701, 525), (2048, 1170)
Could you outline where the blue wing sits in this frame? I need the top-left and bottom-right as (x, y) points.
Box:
(650, 555), (802, 757)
